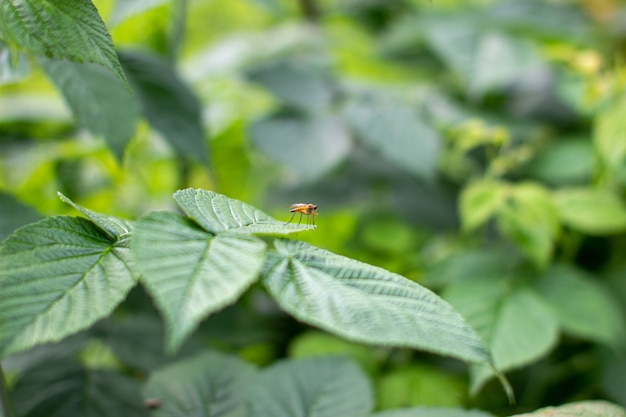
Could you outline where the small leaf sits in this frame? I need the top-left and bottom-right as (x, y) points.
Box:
(12, 360), (148, 417)
(132, 211), (266, 352)
(58, 192), (132, 240)
(119, 51), (209, 165)
(0, 0), (127, 83)
(144, 351), (256, 417)
(343, 93), (440, 181)
(40, 58), (140, 160)
(0, 216), (138, 357)
(263, 239), (492, 365)
(174, 188), (315, 234)
(248, 356), (373, 417)
(553, 188), (626, 235)
(459, 181), (506, 232)
(509, 401), (626, 417)
(249, 113), (351, 184)
(594, 99), (626, 172)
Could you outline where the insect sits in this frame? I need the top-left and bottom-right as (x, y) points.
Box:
(286, 203), (318, 227)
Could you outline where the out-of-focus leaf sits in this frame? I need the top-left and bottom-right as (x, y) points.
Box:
(594, 99), (626, 173)
(40, 58), (140, 160)
(460, 181), (506, 232)
(0, 192), (41, 241)
(12, 361), (148, 417)
(535, 264), (625, 346)
(526, 139), (594, 185)
(263, 239), (493, 366)
(343, 93), (440, 181)
(245, 58), (334, 112)
(58, 192), (133, 240)
(132, 211), (266, 352)
(110, 0), (170, 26)
(119, 50), (209, 164)
(0, 40), (30, 83)
(602, 356), (626, 407)
(0, 216), (138, 357)
(443, 278), (559, 393)
(174, 188), (315, 234)
(373, 407), (494, 417)
(0, 0), (127, 83)
(249, 113), (351, 185)
(248, 356), (373, 417)
(143, 351), (255, 417)
(553, 188), (626, 235)
(509, 401), (626, 417)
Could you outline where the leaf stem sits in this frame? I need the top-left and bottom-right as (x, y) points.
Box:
(0, 363), (16, 417)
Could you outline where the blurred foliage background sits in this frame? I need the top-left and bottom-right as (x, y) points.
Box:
(3, 0), (626, 415)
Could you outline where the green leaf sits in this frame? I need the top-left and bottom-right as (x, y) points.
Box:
(40, 58), (140, 160)
(0, 216), (138, 357)
(119, 51), (209, 165)
(535, 265), (626, 346)
(58, 192), (132, 240)
(132, 211), (266, 352)
(373, 407), (494, 417)
(343, 93), (440, 181)
(508, 401), (626, 417)
(553, 188), (626, 235)
(0, 0), (127, 84)
(602, 356), (626, 406)
(459, 181), (506, 232)
(0, 191), (41, 241)
(12, 360), (148, 417)
(249, 113), (351, 184)
(525, 138), (594, 185)
(143, 351), (256, 417)
(110, 0), (170, 26)
(444, 278), (559, 393)
(248, 356), (373, 417)
(263, 239), (492, 365)
(174, 188), (316, 234)
(0, 39), (30, 83)
(594, 99), (626, 172)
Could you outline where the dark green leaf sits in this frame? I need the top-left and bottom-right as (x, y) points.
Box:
(0, 0), (127, 83)
(0, 191), (41, 241)
(263, 239), (492, 365)
(40, 58), (140, 160)
(0, 216), (138, 357)
(132, 211), (266, 352)
(174, 188), (316, 234)
(526, 138), (594, 185)
(144, 351), (256, 417)
(119, 50), (209, 164)
(248, 356), (373, 417)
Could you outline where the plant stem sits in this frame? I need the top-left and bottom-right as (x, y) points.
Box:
(0, 363), (16, 417)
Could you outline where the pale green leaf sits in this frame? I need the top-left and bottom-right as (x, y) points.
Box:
(444, 278), (559, 392)
(459, 181), (506, 232)
(132, 211), (266, 352)
(594, 99), (626, 172)
(509, 401), (626, 417)
(174, 188), (316, 234)
(553, 188), (626, 235)
(263, 239), (492, 365)
(343, 93), (440, 181)
(249, 113), (351, 184)
(535, 264), (625, 346)
(12, 361), (148, 417)
(0, 0), (127, 83)
(144, 351), (256, 417)
(119, 51), (209, 165)
(58, 192), (132, 240)
(40, 58), (140, 160)
(248, 356), (373, 417)
(0, 216), (138, 358)
(373, 407), (494, 417)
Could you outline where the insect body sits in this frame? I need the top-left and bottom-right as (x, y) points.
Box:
(286, 203), (318, 227)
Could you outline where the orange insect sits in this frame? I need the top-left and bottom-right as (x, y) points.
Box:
(286, 203), (318, 227)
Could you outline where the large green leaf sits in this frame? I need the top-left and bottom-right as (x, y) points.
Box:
(343, 93), (440, 181)
(262, 239), (492, 365)
(248, 356), (373, 417)
(12, 360), (148, 417)
(443, 278), (559, 393)
(553, 188), (626, 235)
(119, 51), (209, 164)
(40, 58), (140, 160)
(509, 401), (626, 417)
(249, 113), (352, 184)
(373, 407), (494, 417)
(0, 216), (138, 357)
(174, 188), (315, 234)
(143, 351), (256, 417)
(132, 211), (266, 352)
(58, 192), (133, 240)
(535, 265), (626, 346)
(0, 0), (126, 83)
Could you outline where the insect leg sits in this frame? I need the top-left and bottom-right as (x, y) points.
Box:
(297, 213), (303, 225)
(285, 212), (296, 225)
